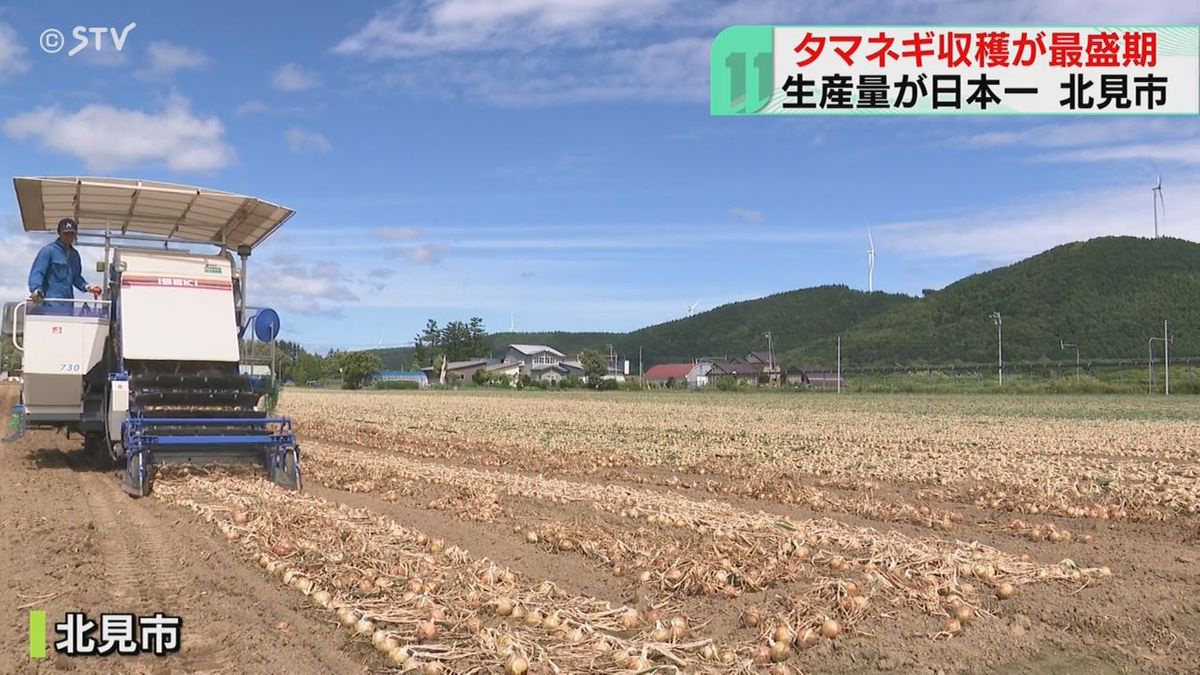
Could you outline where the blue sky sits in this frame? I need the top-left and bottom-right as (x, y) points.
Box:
(1, 1), (1198, 352)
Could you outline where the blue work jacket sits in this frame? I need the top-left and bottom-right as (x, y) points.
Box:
(28, 238), (89, 299)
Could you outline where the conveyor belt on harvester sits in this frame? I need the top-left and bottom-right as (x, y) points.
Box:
(119, 367), (301, 496)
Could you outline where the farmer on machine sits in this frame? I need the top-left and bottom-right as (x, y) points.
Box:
(27, 218), (102, 314)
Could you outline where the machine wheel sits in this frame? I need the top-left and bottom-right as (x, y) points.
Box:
(286, 447), (302, 491)
(121, 450), (152, 498)
(84, 433), (114, 470)
(269, 446), (302, 491)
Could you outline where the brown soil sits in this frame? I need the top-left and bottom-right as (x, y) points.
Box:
(5, 381), (1200, 673)
(0, 384), (366, 674)
(301, 437), (1200, 674)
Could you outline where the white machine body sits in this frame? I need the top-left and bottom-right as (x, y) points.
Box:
(20, 309), (108, 417)
(115, 249), (240, 362)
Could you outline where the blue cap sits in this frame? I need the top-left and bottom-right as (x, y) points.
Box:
(57, 218), (78, 234)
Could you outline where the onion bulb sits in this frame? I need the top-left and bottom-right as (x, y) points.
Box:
(742, 609), (762, 628)
(944, 618), (961, 634)
(388, 646), (411, 667)
(798, 627), (820, 649)
(311, 590), (332, 608)
(753, 645), (772, 665)
(820, 618), (841, 639)
(772, 625), (793, 645)
(995, 582), (1016, 600)
(422, 662), (444, 675)
(232, 511), (249, 525)
(619, 608), (640, 630)
(417, 621), (438, 642)
(525, 530), (539, 543)
(354, 618), (375, 636)
(337, 608), (356, 627)
(649, 624), (670, 642)
(505, 655), (529, 675)
(495, 598), (515, 617)
(769, 641), (792, 663)
(955, 606), (974, 624)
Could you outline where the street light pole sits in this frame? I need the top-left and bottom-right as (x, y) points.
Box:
(990, 312), (1003, 387)
(1164, 319), (1170, 396)
(836, 335), (842, 394)
(1060, 340), (1080, 380)
(1149, 325), (1170, 395)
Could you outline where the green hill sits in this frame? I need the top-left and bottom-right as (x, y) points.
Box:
(796, 236), (1200, 367)
(486, 237), (1200, 368)
(489, 285), (915, 366)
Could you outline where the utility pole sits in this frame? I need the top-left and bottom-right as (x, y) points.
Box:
(763, 332), (774, 369)
(1060, 339), (1080, 380)
(1149, 324), (1171, 395)
(836, 335), (842, 394)
(1148, 336), (1157, 395)
(990, 312), (1003, 387)
(638, 346), (643, 389)
(1164, 319), (1170, 396)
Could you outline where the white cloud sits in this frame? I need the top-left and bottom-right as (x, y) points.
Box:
(285, 127), (332, 154)
(254, 257), (359, 317)
(405, 243), (450, 264)
(1039, 140), (1200, 166)
(0, 23), (29, 78)
(272, 63), (319, 91)
(954, 120), (1191, 149)
(334, 0), (1200, 106)
(876, 176), (1200, 263)
(0, 229), (42, 300)
(0, 227), (103, 300)
(729, 207), (763, 223)
(376, 226), (423, 240)
(335, 0), (674, 58)
(137, 41), (209, 78)
(3, 94), (235, 172)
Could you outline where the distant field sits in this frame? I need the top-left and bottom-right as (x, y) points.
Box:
(225, 387), (1200, 673)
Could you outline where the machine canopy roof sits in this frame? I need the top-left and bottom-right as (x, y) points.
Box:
(14, 176), (294, 251)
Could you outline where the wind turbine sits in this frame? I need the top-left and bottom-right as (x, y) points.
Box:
(1152, 175), (1165, 238)
(377, 329), (384, 348)
(867, 229), (876, 292)
(687, 301), (698, 317)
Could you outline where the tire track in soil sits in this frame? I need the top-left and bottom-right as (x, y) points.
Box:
(0, 383), (366, 675)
